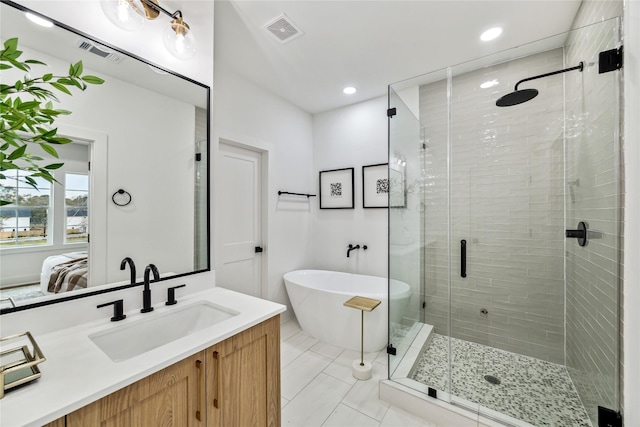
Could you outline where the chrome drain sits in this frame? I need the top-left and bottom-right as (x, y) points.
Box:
(484, 375), (501, 385)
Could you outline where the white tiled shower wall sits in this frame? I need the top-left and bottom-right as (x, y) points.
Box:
(418, 49), (567, 364)
(565, 0), (624, 421)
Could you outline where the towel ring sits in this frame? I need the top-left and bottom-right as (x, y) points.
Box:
(112, 189), (132, 207)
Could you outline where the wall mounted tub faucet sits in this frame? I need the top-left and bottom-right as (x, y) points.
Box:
(141, 264), (160, 313)
(120, 257), (136, 285)
(347, 244), (368, 258)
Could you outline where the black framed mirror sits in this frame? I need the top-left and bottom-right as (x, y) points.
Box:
(0, 0), (210, 313)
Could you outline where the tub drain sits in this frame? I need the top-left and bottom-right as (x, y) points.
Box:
(484, 375), (501, 385)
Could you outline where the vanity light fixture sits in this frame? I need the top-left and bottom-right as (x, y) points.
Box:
(100, 0), (196, 60)
(25, 12), (54, 28)
(480, 27), (503, 42)
(343, 86), (357, 95)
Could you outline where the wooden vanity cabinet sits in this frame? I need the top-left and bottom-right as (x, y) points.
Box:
(206, 315), (280, 427)
(66, 351), (204, 427)
(42, 418), (65, 427)
(59, 315), (280, 427)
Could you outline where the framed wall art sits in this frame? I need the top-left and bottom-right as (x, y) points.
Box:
(362, 163), (389, 208)
(319, 167), (354, 209)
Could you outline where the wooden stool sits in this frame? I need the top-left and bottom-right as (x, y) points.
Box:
(343, 296), (381, 380)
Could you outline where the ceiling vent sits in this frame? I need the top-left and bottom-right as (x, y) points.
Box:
(265, 14), (304, 44)
(76, 39), (125, 64)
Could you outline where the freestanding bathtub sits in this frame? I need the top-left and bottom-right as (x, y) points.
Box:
(283, 270), (411, 352)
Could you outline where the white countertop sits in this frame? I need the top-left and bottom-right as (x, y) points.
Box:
(0, 287), (286, 427)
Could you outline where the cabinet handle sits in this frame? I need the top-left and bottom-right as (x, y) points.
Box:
(213, 351), (220, 409)
(195, 360), (203, 421)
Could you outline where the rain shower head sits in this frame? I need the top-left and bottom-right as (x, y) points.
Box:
(496, 88), (539, 107)
(496, 61), (584, 107)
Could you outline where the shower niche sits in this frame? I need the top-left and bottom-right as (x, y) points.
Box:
(387, 17), (622, 427)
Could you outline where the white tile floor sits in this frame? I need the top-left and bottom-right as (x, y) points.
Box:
(280, 318), (439, 427)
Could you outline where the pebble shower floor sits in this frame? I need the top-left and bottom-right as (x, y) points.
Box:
(411, 333), (591, 427)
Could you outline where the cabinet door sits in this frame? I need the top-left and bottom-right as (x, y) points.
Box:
(67, 352), (205, 427)
(207, 315), (280, 427)
(42, 418), (65, 427)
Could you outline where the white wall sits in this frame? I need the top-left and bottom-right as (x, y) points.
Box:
(623, 0), (640, 424)
(211, 66), (314, 318)
(312, 96), (389, 277)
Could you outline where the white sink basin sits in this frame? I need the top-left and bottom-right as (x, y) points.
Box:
(89, 301), (239, 362)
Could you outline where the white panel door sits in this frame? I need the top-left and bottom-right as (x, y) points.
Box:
(218, 143), (262, 297)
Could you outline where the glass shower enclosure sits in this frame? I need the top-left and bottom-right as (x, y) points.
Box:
(388, 18), (622, 427)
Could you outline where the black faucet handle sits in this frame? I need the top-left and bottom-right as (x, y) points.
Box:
(166, 284), (186, 306)
(97, 299), (126, 322)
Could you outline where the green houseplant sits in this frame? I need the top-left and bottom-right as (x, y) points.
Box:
(0, 37), (104, 206)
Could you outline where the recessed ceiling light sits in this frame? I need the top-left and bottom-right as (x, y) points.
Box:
(343, 86), (357, 95)
(25, 12), (54, 28)
(480, 27), (502, 42)
(480, 79), (499, 89)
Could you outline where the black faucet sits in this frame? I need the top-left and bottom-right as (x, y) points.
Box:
(347, 244), (368, 257)
(347, 244), (360, 257)
(120, 257), (136, 285)
(141, 264), (160, 313)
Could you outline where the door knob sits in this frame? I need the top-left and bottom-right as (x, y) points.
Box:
(255, 246), (263, 253)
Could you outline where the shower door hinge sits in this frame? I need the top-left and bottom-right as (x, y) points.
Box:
(387, 108), (397, 118)
(386, 344), (397, 355)
(598, 406), (622, 427)
(599, 46), (623, 74)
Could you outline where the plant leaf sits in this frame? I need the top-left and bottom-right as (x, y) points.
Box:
(0, 161), (19, 170)
(49, 82), (72, 95)
(82, 75), (105, 85)
(39, 143), (59, 158)
(3, 38), (18, 52)
(44, 163), (64, 170)
(73, 61), (83, 77)
(7, 144), (27, 160)
(24, 59), (47, 66)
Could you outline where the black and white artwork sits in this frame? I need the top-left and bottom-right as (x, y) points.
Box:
(319, 168), (354, 209)
(330, 182), (342, 197)
(376, 178), (389, 194)
(363, 163), (389, 208)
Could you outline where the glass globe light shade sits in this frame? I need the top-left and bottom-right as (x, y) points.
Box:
(163, 18), (196, 60)
(100, 0), (146, 31)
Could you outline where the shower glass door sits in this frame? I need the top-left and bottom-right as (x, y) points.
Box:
(445, 18), (621, 426)
(448, 46), (570, 423)
(387, 86), (425, 378)
(389, 17), (621, 427)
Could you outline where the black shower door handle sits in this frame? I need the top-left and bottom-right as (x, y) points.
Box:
(461, 239), (467, 278)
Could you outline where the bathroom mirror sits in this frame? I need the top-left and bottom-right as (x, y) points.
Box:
(0, 1), (210, 312)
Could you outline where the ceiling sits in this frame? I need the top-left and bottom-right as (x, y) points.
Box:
(213, 0), (583, 114)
